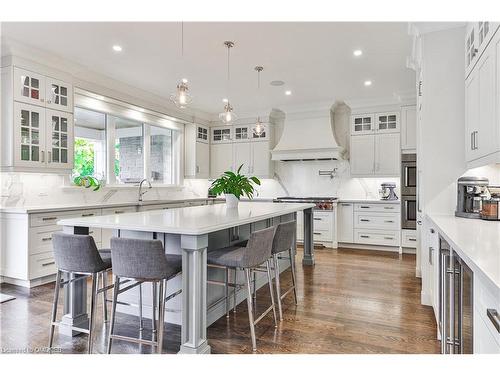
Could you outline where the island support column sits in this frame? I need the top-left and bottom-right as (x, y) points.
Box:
(179, 233), (211, 354)
(59, 225), (90, 336)
(302, 208), (315, 265)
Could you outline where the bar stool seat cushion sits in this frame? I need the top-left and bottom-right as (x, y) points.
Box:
(165, 254), (182, 279)
(99, 250), (112, 270)
(207, 245), (247, 268)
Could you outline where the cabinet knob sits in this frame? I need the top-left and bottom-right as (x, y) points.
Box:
(47, 99), (51, 104)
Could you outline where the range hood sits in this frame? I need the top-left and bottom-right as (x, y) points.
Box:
(271, 114), (344, 161)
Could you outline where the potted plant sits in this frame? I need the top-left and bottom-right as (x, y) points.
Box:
(209, 164), (261, 208)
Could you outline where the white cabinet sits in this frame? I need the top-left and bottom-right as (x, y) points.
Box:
(401, 105), (417, 152)
(295, 209), (337, 248)
(210, 143), (234, 178)
(45, 76), (73, 112)
(13, 67), (46, 106)
(337, 202), (354, 243)
(211, 126), (232, 143)
(350, 135), (375, 175)
(350, 133), (400, 176)
(465, 22), (500, 78)
(251, 141), (272, 177)
(233, 125), (251, 142)
(464, 25), (500, 167)
(14, 102), (46, 167)
(233, 142), (252, 173)
(45, 110), (74, 169)
(375, 112), (399, 133)
(352, 203), (401, 248)
(184, 123), (210, 179)
(375, 133), (400, 175)
(351, 114), (374, 135)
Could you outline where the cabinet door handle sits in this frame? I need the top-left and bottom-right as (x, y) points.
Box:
(487, 309), (500, 333)
(471, 132), (474, 150)
(41, 150), (45, 163)
(360, 219), (370, 222)
(428, 247), (434, 265)
(42, 261), (55, 267)
(42, 237), (52, 242)
(48, 151), (52, 163)
(81, 213), (94, 217)
(475, 131), (478, 150)
(409, 238), (417, 242)
(360, 235), (370, 238)
(313, 232), (321, 235)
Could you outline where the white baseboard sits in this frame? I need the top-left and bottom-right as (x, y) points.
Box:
(337, 242), (401, 253)
(421, 290), (432, 306)
(1, 274), (56, 288)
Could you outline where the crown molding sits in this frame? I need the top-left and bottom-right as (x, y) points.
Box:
(408, 22), (466, 36)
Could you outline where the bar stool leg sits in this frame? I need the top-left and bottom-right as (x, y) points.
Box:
(87, 273), (98, 354)
(266, 260), (278, 327)
(273, 254), (283, 321)
(233, 268), (238, 314)
(48, 269), (62, 349)
(101, 271), (108, 323)
(289, 249), (298, 304)
(157, 280), (166, 354)
(138, 283), (143, 331)
(107, 276), (120, 354)
(152, 282), (157, 336)
(225, 267), (230, 318)
(244, 268), (257, 352)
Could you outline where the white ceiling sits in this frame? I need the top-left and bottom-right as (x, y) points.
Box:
(2, 22), (415, 115)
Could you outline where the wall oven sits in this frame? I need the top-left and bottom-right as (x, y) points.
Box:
(401, 154), (417, 196)
(402, 195), (417, 229)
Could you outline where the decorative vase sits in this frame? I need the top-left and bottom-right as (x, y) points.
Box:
(225, 193), (239, 208)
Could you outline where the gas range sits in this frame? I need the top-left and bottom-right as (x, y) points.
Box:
(273, 196), (338, 211)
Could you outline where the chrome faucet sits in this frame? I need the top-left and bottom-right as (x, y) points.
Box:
(138, 179), (152, 202)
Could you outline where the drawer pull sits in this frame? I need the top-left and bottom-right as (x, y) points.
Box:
(487, 309), (500, 333)
(341, 203), (352, 207)
(409, 238), (417, 242)
(313, 218), (322, 221)
(360, 206), (370, 209)
(360, 235), (370, 238)
(384, 207), (394, 210)
(82, 213), (95, 217)
(360, 219), (370, 222)
(42, 217), (57, 221)
(384, 237), (394, 240)
(42, 261), (56, 267)
(89, 231), (94, 235)
(42, 237), (52, 242)
(384, 220), (394, 223)
(114, 211), (125, 214)
(313, 232), (322, 235)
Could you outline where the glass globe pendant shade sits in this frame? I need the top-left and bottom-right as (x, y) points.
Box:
(253, 117), (265, 136)
(170, 79), (193, 109)
(219, 102), (237, 124)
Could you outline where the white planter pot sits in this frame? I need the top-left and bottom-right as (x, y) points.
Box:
(225, 193), (239, 208)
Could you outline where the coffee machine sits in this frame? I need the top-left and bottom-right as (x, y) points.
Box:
(455, 176), (489, 219)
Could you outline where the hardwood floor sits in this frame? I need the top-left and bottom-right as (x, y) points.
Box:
(0, 247), (440, 354)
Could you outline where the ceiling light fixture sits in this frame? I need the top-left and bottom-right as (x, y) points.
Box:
(353, 49), (363, 57)
(285, 90), (292, 96)
(253, 66), (265, 137)
(219, 41), (237, 124)
(170, 22), (193, 109)
(364, 80), (372, 86)
(112, 45), (122, 52)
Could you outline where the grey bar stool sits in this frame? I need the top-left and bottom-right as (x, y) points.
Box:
(270, 221), (298, 321)
(107, 237), (182, 354)
(207, 226), (278, 352)
(49, 232), (113, 354)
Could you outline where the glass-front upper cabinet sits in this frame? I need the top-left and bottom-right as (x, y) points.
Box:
(14, 102), (46, 167)
(251, 123), (269, 141)
(46, 110), (73, 169)
(351, 114), (374, 135)
(45, 77), (73, 113)
(211, 126), (232, 143)
(233, 125), (250, 142)
(196, 125), (209, 144)
(375, 112), (399, 133)
(13, 67), (46, 107)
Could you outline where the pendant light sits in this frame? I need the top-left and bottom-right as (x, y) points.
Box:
(219, 41), (237, 124)
(170, 22), (193, 109)
(253, 66), (265, 136)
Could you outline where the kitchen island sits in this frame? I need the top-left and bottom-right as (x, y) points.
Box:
(57, 202), (315, 354)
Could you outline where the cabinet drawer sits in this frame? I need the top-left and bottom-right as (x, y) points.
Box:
(29, 225), (101, 255)
(474, 276), (500, 346)
(313, 229), (332, 242)
(29, 250), (56, 279)
(101, 207), (136, 215)
(313, 212), (332, 231)
(401, 229), (417, 248)
(30, 209), (100, 227)
(354, 229), (400, 247)
(354, 212), (400, 230)
(354, 203), (400, 213)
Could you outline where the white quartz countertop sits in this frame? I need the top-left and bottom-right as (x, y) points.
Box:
(337, 198), (400, 204)
(58, 202), (314, 236)
(0, 198), (220, 214)
(427, 214), (500, 291)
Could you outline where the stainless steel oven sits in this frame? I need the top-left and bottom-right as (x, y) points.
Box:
(401, 154), (417, 196)
(402, 195), (417, 229)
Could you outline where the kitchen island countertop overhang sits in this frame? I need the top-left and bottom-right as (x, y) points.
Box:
(57, 201), (315, 354)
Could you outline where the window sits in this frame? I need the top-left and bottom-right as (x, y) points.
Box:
(73, 108), (106, 179)
(150, 125), (173, 184)
(111, 116), (144, 184)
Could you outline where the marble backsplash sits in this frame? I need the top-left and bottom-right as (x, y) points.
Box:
(1, 160), (399, 208)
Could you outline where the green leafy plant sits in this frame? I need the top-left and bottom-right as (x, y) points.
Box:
(72, 175), (102, 191)
(209, 164), (261, 199)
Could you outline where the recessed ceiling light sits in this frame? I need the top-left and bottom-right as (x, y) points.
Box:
(353, 49), (363, 57)
(285, 90), (292, 96)
(364, 80), (372, 86)
(112, 45), (123, 52)
(222, 98), (229, 103)
(270, 80), (285, 86)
